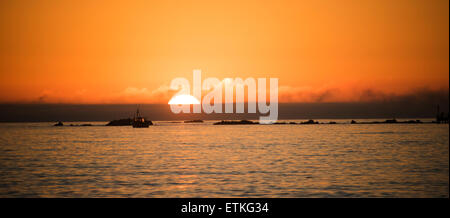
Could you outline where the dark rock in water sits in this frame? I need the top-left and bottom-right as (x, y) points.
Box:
(54, 121), (63, 126)
(289, 122), (297, 124)
(300, 120), (318, 124)
(106, 118), (133, 126)
(329, 121), (337, 124)
(405, 120), (422, 123)
(81, 124), (93, 126)
(385, 119), (397, 123)
(184, 120), (204, 123)
(351, 120), (357, 124)
(213, 120), (257, 125)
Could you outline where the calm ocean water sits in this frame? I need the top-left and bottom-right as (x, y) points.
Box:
(0, 120), (448, 197)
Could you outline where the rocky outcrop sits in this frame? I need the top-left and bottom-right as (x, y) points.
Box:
(300, 120), (319, 124)
(184, 120), (204, 123)
(213, 120), (258, 125)
(106, 118), (133, 126)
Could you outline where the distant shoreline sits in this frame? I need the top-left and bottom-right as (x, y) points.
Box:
(1, 103), (448, 122)
(0, 117), (440, 123)
(2, 118), (448, 127)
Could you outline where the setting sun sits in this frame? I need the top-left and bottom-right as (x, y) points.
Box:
(168, 94), (201, 105)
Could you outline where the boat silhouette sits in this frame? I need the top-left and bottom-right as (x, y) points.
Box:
(132, 107), (152, 128)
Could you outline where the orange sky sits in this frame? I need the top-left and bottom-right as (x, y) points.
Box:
(0, 0), (448, 104)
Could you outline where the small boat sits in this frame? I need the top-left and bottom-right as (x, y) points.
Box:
(132, 108), (152, 128)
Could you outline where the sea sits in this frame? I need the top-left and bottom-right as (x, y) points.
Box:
(0, 119), (448, 197)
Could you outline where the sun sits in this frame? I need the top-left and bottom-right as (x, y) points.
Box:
(168, 94), (201, 105)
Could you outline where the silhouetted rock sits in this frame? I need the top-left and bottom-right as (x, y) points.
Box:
(289, 122), (297, 124)
(213, 120), (257, 125)
(351, 120), (357, 124)
(184, 120), (204, 123)
(300, 120), (318, 124)
(385, 119), (397, 123)
(106, 118), (133, 126)
(329, 121), (337, 124)
(54, 121), (63, 126)
(356, 119), (427, 124)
